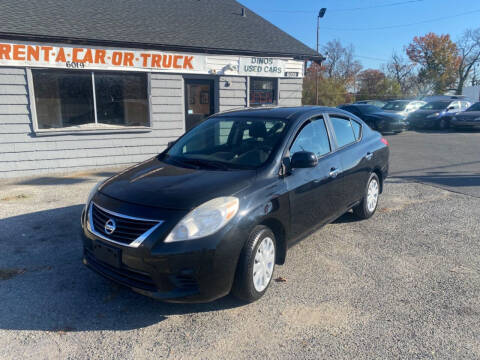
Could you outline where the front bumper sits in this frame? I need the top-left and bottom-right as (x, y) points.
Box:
(80, 197), (247, 303)
(377, 120), (407, 132)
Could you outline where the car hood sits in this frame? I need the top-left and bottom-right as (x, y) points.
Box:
(409, 109), (443, 119)
(98, 157), (256, 210)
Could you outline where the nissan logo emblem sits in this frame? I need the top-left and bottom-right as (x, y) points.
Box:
(104, 218), (116, 235)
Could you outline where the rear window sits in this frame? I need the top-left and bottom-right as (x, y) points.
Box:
(351, 120), (361, 140)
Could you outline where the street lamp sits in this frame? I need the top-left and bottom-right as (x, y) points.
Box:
(315, 8), (327, 105)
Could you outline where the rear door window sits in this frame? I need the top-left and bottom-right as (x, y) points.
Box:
(330, 116), (356, 148)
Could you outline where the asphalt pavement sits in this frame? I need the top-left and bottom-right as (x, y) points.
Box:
(0, 131), (479, 359)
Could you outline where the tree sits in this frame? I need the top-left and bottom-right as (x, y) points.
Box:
(455, 28), (480, 94)
(356, 69), (402, 100)
(302, 39), (362, 105)
(322, 39), (362, 87)
(303, 63), (352, 106)
(406, 33), (460, 94)
(385, 52), (417, 96)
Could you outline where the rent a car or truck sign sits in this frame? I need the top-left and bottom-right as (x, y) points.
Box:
(0, 41), (304, 77)
(0, 41), (208, 73)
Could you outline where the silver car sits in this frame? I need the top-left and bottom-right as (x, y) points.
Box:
(382, 100), (426, 117)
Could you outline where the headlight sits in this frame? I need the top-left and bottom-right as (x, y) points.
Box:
(85, 180), (106, 209)
(165, 197), (239, 242)
(427, 112), (440, 118)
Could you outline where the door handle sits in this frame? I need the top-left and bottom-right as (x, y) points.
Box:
(365, 152), (373, 160)
(329, 167), (340, 178)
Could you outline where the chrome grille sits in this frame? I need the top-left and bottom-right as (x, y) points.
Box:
(89, 202), (162, 246)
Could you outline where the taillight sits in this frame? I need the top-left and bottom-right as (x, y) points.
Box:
(380, 138), (389, 146)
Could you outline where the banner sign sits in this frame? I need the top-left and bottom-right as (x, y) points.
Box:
(0, 41), (207, 73)
(238, 57), (287, 77)
(0, 41), (303, 77)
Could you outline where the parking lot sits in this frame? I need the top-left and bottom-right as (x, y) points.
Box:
(1, 130), (479, 359)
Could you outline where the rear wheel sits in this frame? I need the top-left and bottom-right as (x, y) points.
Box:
(353, 173), (380, 219)
(232, 226), (276, 303)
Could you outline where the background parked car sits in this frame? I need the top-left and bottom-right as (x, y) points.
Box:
(450, 102), (480, 129)
(408, 100), (472, 129)
(338, 104), (407, 134)
(382, 100), (426, 118)
(354, 99), (387, 108)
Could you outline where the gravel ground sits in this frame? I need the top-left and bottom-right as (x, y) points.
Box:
(1, 133), (479, 359)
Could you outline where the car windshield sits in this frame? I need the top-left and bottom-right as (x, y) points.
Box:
(162, 116), (289, 170)
(358, 105), (381, 114)
(466, 102), (480, 111)
(382, 101), (408, 111)
(421, 101), (449, 110)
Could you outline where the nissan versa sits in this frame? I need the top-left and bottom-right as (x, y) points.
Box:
(81, 106), (389, 303)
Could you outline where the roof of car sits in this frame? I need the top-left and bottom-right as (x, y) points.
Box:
(0, 0), (320, 59)
(215, 106), (345, 119)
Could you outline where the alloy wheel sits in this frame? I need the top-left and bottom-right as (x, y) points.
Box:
(253, 237), (275, 292)
(367, 178), (379, 213)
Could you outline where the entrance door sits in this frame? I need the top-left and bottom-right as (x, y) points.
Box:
(185, 79), (214, 131)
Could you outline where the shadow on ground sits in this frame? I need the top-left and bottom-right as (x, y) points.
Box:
(17, 172), (118, 186)
(0, 205), (243, 332)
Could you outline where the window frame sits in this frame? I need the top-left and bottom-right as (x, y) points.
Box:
(248, 77), (278, 107)
(27, 68), (152, 136)
(326, 113), (363, 150)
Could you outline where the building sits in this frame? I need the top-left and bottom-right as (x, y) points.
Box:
(0, 0), (321, 179)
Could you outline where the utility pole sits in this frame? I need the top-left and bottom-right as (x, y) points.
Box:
(315, 8), (327, 105)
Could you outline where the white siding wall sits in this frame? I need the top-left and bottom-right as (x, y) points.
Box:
(0, 67), (305, 179)
(278, 78), (303, 107)
(0, 68), (184, 178)
(218, 76), (247, 112)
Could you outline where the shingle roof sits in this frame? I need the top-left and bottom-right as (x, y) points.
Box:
(0, 0), (320, 59)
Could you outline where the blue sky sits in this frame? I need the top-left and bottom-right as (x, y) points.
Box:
(239, 0), (480, 70)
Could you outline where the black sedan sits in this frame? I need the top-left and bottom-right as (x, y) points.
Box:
(338, 104), (407, 133)
(407, 100), (471, 129)
(81, 106), (389, 303)
(450, 102), (480, 129)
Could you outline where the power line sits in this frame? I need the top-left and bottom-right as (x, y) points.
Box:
(251, 0), (424, 14)
(322, 8), (480, 31)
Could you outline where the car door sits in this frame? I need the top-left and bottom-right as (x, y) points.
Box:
(285, 115), (344, 238)
(328, 114), (370, 208)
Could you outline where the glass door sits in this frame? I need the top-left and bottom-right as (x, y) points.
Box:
(184, 79), (214, 131)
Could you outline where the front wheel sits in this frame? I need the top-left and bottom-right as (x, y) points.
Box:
(438, 118), (449, 130)
(353, 173), (380, 219)
(231, 226), (276, 303)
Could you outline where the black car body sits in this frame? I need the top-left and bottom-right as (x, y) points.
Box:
(338, 104), (407, 133)
(408, 100), (472, 129)
(81, 106), (389, 303)
(450, 102), (480, 129)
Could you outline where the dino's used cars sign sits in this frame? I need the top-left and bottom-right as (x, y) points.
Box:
(0, 41), (208, 73)
(238, 57), (286, 77)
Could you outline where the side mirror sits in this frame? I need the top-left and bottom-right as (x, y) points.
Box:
(447, 106), (455, 111)
(291, 151), (318, 169)
(167, 140), (176, 148)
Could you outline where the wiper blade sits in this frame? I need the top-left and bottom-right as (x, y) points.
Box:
(180, 158), (230, 170)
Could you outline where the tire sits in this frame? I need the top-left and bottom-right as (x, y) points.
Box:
(353, 173), (380, 219)
(438, 118), (449, 130)
(231, 225), (276, 303)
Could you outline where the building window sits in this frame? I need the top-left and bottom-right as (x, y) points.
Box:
(249, 77), (276, 106)
(32, 69), (149, 131)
